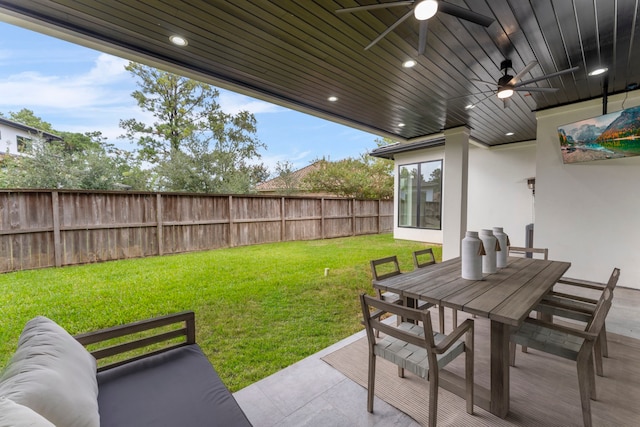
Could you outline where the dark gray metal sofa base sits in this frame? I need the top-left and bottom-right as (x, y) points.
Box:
(97, 344), (251, 427)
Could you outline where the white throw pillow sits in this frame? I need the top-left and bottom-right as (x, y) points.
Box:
(0, 316), (100, 427)
(0, 397), (55, 427)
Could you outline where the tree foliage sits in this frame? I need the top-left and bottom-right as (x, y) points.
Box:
(119, 63), (266, 193)
(0, 109), (149, 190)
(302, 138), (394, 199)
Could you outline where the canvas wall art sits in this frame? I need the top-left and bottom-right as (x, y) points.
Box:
(557, 105), (640, 164)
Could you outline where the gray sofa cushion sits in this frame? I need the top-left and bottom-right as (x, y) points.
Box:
(97, 344), (252, 427)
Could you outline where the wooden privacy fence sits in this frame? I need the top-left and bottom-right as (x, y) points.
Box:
(0, 190), (393, 273)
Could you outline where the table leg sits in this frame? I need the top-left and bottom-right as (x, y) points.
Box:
(490, 320), (510, 418)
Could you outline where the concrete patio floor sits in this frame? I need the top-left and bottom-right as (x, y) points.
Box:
(233, 286), (640, 427)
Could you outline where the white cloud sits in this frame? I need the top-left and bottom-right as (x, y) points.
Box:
(0, 53), (132, 109)
(255, 150), (312, 176)
(218, 90), (283, 115)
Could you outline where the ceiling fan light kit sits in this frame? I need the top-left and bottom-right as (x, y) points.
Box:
(336, 1), (494, 56)
(414, 0), (438, 20)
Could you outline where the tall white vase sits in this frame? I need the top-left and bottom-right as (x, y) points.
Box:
(493, 227), (510, 268)
(461, 231), (485, 280)
(479, 229), (499, 274)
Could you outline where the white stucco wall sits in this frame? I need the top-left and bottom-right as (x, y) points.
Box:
(535, 91), (640, 290)
(392, 142), (536, 250)
(0, 123), (36, 154)
(467, 143), (537, 246)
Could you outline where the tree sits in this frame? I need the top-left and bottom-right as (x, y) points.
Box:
(301, 138), (394, 199)
(272, 160), (300, 195)
(119, 63), (266, 193)
(303, 156), (393, 199)
(0, 110), (149, 190)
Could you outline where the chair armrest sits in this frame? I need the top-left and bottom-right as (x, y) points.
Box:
(523, 317), (598, 341)
(546, 291), (598, 305)
(557, 276), (605, 290)
(434, 319), (473, 354)
(539, 297), (595, 314)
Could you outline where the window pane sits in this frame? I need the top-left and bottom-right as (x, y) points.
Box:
(419, 160), (442, 229)
(398, 164), (418, 227)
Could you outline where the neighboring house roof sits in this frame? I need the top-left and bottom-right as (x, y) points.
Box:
(0, 117), (63, 142)
(256, 162), (321, 193)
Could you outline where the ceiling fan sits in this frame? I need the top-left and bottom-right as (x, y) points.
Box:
(467, 60), (580, 108)
(335, 0), (494, 55)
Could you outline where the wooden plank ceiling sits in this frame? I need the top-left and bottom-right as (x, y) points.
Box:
(0, 0), (638, 147)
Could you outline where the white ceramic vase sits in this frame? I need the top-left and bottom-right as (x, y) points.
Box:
(479, 229), (498, 274)
(461, 231), (484, 280)
(493, 227), (509, 268)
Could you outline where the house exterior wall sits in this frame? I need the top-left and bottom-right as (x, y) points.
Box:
(393, 147), (445, 244)
(535, 91), (640, 290)
(467, 143), (537, 246)
(0, 122), (33, 154)
(392, 142), (536, 250)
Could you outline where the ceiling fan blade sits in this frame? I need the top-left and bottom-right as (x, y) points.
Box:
(418, 20), (428, 55)
(335, 1), (414, 14)
(514, 86), (559, 93)
(469, 79), (496, 86)
(514, 66), (579, 87)
(365, 9), (414, 50)
(438, 2), (495, 27)
(509, 60), (538, 85)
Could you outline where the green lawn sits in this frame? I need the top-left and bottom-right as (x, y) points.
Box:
(0, 233), (439, 391)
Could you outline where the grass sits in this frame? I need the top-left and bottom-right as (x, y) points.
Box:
(0, 233), (439, 391)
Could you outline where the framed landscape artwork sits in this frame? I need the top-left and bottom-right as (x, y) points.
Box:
(557, 105), (640, 164)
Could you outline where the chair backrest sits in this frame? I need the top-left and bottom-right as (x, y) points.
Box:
(359, 293), (435, 350)
(370, 256), (402, 281)
(413, 248), (436, 269)
(586, 287), (614, 335)
(605, 267), (621, 292)
(508, 246), (549, 260)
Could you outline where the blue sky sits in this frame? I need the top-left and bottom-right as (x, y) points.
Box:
(0, 21), (382, 175)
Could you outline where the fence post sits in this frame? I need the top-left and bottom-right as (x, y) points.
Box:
(228, 195), (234, 247)
(156, 194), (164, 256)
(377, 199), (381, 234)
(51, 191), (62, 267)
(352, 199), (356, 236)
(321, 198), (325, 239)
(281, 197), (286, 242)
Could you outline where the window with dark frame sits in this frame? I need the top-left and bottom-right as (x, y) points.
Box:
(398, 160), (442, 230)
(16, 136), (32, 153)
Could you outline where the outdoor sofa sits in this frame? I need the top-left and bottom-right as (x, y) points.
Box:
(0, 311), (252, 427)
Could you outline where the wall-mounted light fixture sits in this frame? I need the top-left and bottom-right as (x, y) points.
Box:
(527, 178), (535, 196)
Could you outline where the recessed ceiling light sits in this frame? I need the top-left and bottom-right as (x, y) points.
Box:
(328, 96), (338, 102)
(398, 123), (406, 127)
(402, 59), (417, 68)
(588, 67), (608, 76)
(169, 35), (188, 46)
(505, 132), (514, 136)
(465, 104), (475, 110)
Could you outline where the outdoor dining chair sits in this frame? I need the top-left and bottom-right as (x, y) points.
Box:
(509, 287), (614, 427)
(507, 246), (549, 260)
(412, 248), (457, 333)
(534, 267), (620, 376)
(370, 256), (437, 333)
(359, 293), (474, 427)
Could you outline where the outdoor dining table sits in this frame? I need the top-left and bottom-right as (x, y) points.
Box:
(372, 255), (571, 418)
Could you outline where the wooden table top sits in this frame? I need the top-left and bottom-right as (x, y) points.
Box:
(372, 256), (571, 327)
